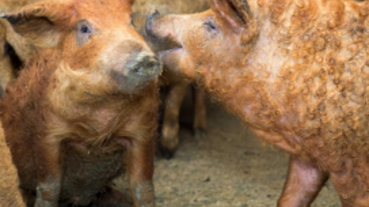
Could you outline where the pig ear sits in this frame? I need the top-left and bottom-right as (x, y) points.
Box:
(1, 2), (76, 48)
(210, 0), (251, 31)
(0, 18), (35, 64)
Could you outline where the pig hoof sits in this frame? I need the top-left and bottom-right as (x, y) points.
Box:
(194, 129), (207, 139)
(158, 145), (176, 159)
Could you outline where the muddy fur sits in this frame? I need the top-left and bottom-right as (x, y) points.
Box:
(147, 0), (369, 206)
(0, 0), (160, 207)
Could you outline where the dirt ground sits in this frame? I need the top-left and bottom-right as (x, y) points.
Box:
(115, 87), (341, 207)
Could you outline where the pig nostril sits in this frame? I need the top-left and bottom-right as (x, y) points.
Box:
(147, 62), (155, 69)
(134, 67), (142, 74)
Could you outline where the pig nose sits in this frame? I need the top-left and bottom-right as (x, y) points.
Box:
(128, 52), (161, 78)
(145, 10), (161, 37)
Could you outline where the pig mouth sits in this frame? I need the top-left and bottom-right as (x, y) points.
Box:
(157, 35), (184, 55)
(165, 46), (183, 53)
(160, 37), (184, 56)
(158, 46), (184, 63)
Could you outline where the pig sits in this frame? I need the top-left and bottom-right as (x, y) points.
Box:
(0, 120), (25, 207)
(0, 0), (161, 206)
(132, 0), (209, 158)
(146, 0), (369, 206)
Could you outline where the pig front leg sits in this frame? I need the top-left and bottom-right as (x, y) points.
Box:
(160, 82), (187, 159)
(277, 155), (328, 207)
(129, 139), (156, 207)
(34, 137), (62, 207)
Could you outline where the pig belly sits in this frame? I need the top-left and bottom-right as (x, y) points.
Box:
(60, 147), (126, 206)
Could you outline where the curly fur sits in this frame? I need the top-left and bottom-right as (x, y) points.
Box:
(147, 0), (369, 205)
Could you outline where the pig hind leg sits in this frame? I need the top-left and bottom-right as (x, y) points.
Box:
(160, 82), (188, 159)
(277, 155), (328, 207)
(192, 86), (207, 138)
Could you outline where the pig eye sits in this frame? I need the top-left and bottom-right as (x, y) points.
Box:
(204, 19), (219, 36)
(76, 19), (95, 46)
(204, 22), (217, 30)
(80, 25), (91, 33)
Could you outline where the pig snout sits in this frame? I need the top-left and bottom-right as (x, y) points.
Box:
(111, 51), (162, 93)
(145, 10), (161, 38)
(127, 52), (161, 78)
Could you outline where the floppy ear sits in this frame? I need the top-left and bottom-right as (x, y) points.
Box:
(1, 2), (77, 48)
(209, 0), (251, 31)
(0, 18), (35, 64)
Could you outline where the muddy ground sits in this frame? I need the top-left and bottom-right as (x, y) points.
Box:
(115, 87), (341, 207)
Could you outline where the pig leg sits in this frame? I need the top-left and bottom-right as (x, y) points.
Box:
(160, 82), (188, 158)
(277, 155), (328, 207)
(34, 138), (62, 207)
(192, 86), (206, 138)
(329, 163), (368, 207)
(129, 139), (156, 207)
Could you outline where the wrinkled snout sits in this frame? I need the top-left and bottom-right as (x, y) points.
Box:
(145, 10), (161, 38)
(127, 51), (161, 78)
(111, 51), (162, 93)
(145, 10), (182, 47)
(145, 10), (184, 53)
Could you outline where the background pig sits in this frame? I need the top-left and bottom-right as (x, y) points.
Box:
(146, 0), (369, 206)
(1, 0), (161, 206)
(132, 0), (209, 158)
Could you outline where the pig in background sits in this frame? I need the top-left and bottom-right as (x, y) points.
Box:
(0, 0), (161, 206)
(147, 0), (369, 206)
(132, 0), (209, 159)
